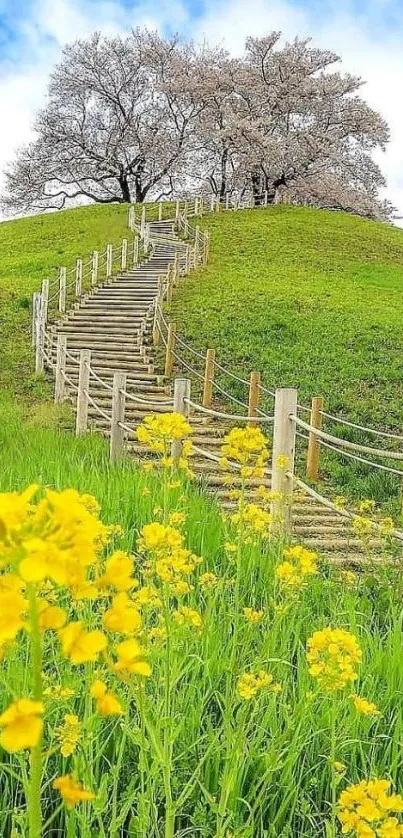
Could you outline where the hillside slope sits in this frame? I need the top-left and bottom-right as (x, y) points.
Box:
(172, 206), (403, 430)
(0, 204), (128, 404)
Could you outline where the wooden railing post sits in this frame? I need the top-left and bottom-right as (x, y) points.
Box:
(110, 371), (127, 463)
(166, 265), (174, 303)
(203, 349), (215, 407)
(41, 279), (49, 325)
(172, 378), (191, 465)
(91, 251), (99, 286)
(76, 349), (91, 436)
(128, 206), (135, 232)
(106, 245), (113, 279)
(248, 371), (261, 423)
(121, 238), (128, 271)
(158, 202), (163, 221)
(133, 236), (139, 267)
(32, 292), (41, 347)
(173, 253), (179, 285)
(210, 195), (215, 212)
(194, 226), (200, 264)
(271, 388), (298, 533)
(307, 396), (324, 481)
(225, 194), (230, 210)
(75, 258), (83, 298)
(185, 245), (190, 274)
(35, 301), (45, 373)
(140, 205), (146, 238)
(165, 323), (176, 377)
(58, 267), (66, 313)
(54, 334), (67, 403)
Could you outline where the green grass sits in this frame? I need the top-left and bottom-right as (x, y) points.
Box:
(1, 404), (403, 837)
(0, 204), (129, 404)
(172, 206), (403, 429)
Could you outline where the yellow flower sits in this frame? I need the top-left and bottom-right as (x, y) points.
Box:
(97, 551), (137, 592)
(333, 761), (346, 774)
(224, 542), (237, 554)
(38, 603), (67, 631)
(379, 517), (395, 538)
(307, 627), (362, 692)
(334, 495), (347, 510)
(221, 426), (269, 475)
(53, 774), (95, 809)
(139, 522), (183, 554)
(103, 593), (142, 635)
(136, 413), (192, 470)
(0, 698), (44, 752)
(132, 585), (162, 609)
(243, 607), (264, 624)
(173, 606), (202, 630)
(276, 454), (290, 470)
(168, 511), (186, 527)
(339, 570), (357, 586)
(142, 462), (154, 473)
(237, 670), (281, 701)
(350, 694), (381, 717)
(56, 714), (81, 757)
(141, 487), (151, 496)
(113, 638), (151, 676)
(231, 503), (271, 539)
(0, 588), (28, 651)
(338, 779), (403, 837)
(59, 622), (107, 665)
(199, 572), (218, 590)
(276, 545), (318, 589)
(43, 684), (75, 700)
(352, 516), (374, 541)
(91, 680), (123, 716)
(357, 499), (376, 515)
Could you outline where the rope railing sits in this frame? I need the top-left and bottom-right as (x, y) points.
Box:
(184, 397), (275, 423)
(293, 415), (403, 462)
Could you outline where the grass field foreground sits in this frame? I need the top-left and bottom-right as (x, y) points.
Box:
(1, 408), (403, 837)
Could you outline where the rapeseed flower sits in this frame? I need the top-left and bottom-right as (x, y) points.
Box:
(243, 607), (264, 624)
(59, 622), (107, 665)
(91, 680), (123, 716)
(173, 606), (202, 629)
(56, 714), (81, 757)
(199, 572), (218, 590)
(97, 551), (137, 593)
(102, 593), (142, 635)
(136, 413), (193, 472)
(0, 698), (44, 752)
(307, 627), (362, 692)
(351, 694), (381, 717)
(113, 639), (151, 676)
(338, 779), (403, 837)
(276, 545), (318, 589)
(53, 774), (95, 809)
(237, 670), (281, 701)
(221, 427), (269, 478)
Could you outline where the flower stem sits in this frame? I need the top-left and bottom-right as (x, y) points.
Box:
(330, 696), (337, 838)
(27, 585), (43, 838)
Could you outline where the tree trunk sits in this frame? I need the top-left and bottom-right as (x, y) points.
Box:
(118, 173), (131, 203)
(251, 169), (264, 205)
(219, 148), (229, 202)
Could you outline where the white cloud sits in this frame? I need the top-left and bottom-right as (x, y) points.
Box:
(1, 0), (402, 220)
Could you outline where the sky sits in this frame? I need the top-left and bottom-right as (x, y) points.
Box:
(0, 0), (402, 217)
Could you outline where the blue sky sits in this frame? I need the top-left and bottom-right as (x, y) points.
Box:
(1, 0), (402, 216)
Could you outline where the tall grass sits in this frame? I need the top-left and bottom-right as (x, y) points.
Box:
(1, 405), (403, 837)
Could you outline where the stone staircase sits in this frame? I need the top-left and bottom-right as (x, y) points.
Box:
(48, 218), (386, 565)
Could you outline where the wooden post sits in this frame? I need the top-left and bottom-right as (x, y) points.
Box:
(173, 253), (179, 285)
(203, 349), (215, 407)
(41, 279), (49, 325)
(75, 258), (83, 298)
(152, 300), (161, 346)
(194, 226), (200, 264)
(144, 224), (150, 254)
(32, 292), (41, 347)
(166, 265), (174, 303)
(128, 206), (135, 232)
(248, 371), (261, 423)
(175, 199), (180, 222)
(133, 235), (139, 267)
(225, 194), (230, 210)
(140, 205), (146, 238)
(76, 349), (91, 436)
(270, 388), (298, 533)
(121, 238), (128, 271)
(58, 267), (66, 313)
(171, 378), (191, 465)
(264, 190), (268, 206)
(185, 245), (190, 274)
(164, 323), (176, 376)
(35, 304), (45, 373)
(110, 371), (127, 463)
(210, 195), (215, 212)
(54, 334), (67, 403)
(106, 245), (113, 279)
(91, 251), (99, 286)
(158, 202), (163, 221)
(194, 197), (198, 215)
(307, 396), (324, 481)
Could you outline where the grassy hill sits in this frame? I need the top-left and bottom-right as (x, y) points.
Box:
(0, 203), (128, 404)
(172, 206), (403, 430)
